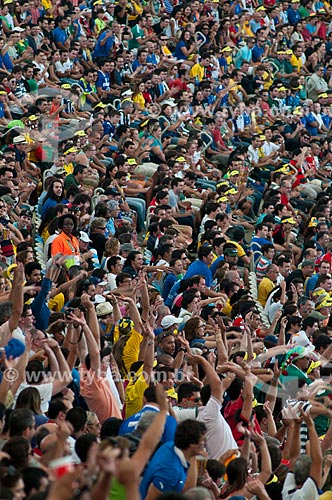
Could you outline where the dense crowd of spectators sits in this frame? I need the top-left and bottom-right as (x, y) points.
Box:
(2, 0), (332, 499)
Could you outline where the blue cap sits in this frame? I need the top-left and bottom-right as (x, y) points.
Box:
(3, 338), (25, 359)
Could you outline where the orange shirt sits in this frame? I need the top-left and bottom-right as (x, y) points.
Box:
(51, 232), (80, 257)
(80, 368), (122, 422)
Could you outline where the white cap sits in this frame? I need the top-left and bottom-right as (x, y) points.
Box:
(288, 331), (315, 352)
(161, 315), (183, 329)
(79, 231), (92, 243)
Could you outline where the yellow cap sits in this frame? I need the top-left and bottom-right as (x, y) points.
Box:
(228, 169), (240, 176)
(275, 166), (292, 174)
(61, 84), (71, 89)
(225, 188), (238, 195)
(94, 102), (107, 109)
(221, 47), (232, 52)
(127, 158), (137, 166)
(316, 298), (332, 310)
(74, 130), (87, 137)
(175, 156), (186, 162)
(64, 147), (78, 155)
(281, 217), (297, 224)
(308, 217), (318, 227)
(218, 196), (228, 203)
(166, 388), (178, 400)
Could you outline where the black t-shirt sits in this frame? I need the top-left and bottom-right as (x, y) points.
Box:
(114, 5), (128, 25)
(89, 232), (107, 262)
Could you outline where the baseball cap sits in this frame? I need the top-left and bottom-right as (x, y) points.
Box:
(20, 209), (32, 218)
(63, 147), (78, 155)
(288, 331), (315, 352)
(79, 231), (92, 243)
(308, 310), (327, 321)
(158, 330), (175, 341)
(312, 287), (327, 300)
(121, 243), (135, 253)
(225, 188), (238, 195)
(308, 217), (318, 228)
(224, 247), (238, 256)
(161, 315), (183, 329)
(302, 259), (315, 267)
(281, 217), (297, 224)
(54, 167), (67, 176)
(89, 276), (108, 286)
(316, 297), (332, 310)
(1, 338), (25, 360)
(1, 195), (15, 205)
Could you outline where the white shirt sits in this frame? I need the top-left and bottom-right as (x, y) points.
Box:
(172, 406), (198, 423)
(15, 382), (53, 413)
(282, 472), (318, 500)
(197, 395), (238, 459)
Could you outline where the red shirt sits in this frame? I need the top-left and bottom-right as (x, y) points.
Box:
(224, 395), (262, 445)
(280, 193), (289, 206)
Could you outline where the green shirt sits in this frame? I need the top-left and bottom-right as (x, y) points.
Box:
(128, 24), (144, 50)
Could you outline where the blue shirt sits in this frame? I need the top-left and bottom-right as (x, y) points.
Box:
(119, 405), (177, 443)
(140, 442), (189, 498)
(165, 280), (181, 307)
(184, 259), (213, 287)
(210, 256), (224, 277)
(52, 26), (68, 45)
(174, 40), (187, 60)
(287, 7), (301, 25)
(96, 70), (110, 91)
(305, 273), (319, 296)
(250, 236), (271, 253)
(93, 31), (114, 58)
(252, 44), (265, 63)
(162, 273), (177, 301)
(304, 112), (318, 136)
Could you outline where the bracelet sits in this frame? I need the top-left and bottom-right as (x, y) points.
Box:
(178, 347), (186, 352)
(147, 340), (154, 345)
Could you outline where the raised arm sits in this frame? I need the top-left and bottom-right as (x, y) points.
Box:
(70, 312), (100, 374)
(81, 293), (100, 350)
(8, 263), (25, 332)
(41, 337), (73, 394)
(302, 409), (323, 486)
(119, 296), (142, 334)
(188, 353), (223, 401)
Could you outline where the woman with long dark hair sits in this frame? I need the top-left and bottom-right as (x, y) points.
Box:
(41, 177), (64, 219)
